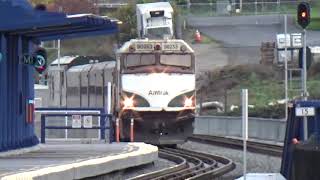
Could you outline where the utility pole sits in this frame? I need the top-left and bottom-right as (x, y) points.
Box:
(302, 29), (308, 140)
(284, 14), (288, 121)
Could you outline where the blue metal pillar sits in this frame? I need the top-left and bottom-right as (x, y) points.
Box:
(0, 0), (118, 152)
(0, 34), (8, 151)
(7, 36), (18, 149)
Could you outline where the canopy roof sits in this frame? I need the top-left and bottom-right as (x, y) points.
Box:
(0, 0), (118, 41)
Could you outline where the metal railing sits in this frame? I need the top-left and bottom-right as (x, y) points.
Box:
(40, 113), (113, 143)
(36, 108), (114, 143)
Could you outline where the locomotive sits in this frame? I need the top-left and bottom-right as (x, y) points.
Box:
(116, 39), (196, 144)
(47, 39), (195, 144)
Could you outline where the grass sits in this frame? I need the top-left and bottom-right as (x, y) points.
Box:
(229, 72), (283, 107)
(224, 71), (320, 107)
(207, 71), (320, 118)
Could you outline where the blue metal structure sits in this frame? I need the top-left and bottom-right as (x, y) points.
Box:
(0, 0), (118, 152)
(36, 107), (114, 143)
(40, 113), (113, 143)
(281, 100), (320, 179)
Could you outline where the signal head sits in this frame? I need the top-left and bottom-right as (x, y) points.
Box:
(297, 2), (310, 29)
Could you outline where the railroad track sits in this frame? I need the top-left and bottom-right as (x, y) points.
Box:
(189, 135), (283, 157)
(129, 147), (235, 180)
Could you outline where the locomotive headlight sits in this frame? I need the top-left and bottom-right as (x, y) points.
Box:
(123, 97), (134, 108)
(184, 97), (193, 107)
(121, 91), (150, 109)
(168, 91), (195, 107)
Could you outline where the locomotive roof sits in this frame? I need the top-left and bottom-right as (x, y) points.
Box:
(118, 39), (194, 53)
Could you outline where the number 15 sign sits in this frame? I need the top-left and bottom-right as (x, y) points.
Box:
(295, 107), (315, 117)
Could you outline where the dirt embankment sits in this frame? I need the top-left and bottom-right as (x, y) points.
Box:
(197, 64), (282, 101)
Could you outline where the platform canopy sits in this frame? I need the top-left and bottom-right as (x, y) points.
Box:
(0, 0), (119, 41)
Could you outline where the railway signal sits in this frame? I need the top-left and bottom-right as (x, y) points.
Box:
(297, 2), (310, 29)
(297, 2), (311, 141)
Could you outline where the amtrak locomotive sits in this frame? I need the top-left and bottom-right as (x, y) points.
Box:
(116, 39), (196, 144)
(47, 39), (195, 145)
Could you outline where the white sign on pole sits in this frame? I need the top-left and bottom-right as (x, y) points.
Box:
(72, 115), (82, 128)
(83, 116), (93, 128)
(292, 33), (302, 48)
(276, 33), (302, 49)
(277, 34), (291, 49)
(296, 107), (315, 117)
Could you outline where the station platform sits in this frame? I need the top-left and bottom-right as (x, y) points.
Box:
(236, 173), (286, 180)
(0, 140), (158, 180)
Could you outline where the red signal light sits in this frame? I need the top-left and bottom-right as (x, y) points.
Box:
(297, 2), (310, 29)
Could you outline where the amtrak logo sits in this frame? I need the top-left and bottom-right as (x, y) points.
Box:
(148, 90), (169, 96)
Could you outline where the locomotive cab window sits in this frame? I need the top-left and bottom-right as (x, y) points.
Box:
(125, 54), (156, 67)
(160, 54), (192, 67)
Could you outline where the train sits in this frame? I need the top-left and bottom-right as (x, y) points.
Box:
(47, 39), (196, 145)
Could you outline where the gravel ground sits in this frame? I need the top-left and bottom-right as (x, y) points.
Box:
(86, 158), (175, 180)
(179, 141), (281, 180)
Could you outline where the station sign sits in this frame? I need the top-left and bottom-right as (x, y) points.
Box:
(21, 48), (47, 73)
(22, 54), (34, 65)
(295, 107), (315, 117)
(83, 116), (93, 128)
(72, 115), (82, 128)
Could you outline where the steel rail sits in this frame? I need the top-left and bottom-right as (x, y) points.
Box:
(189, 135), (283, 156)
(130, 146), (235, 180)
(155, 149), (203, 180)
(162, 148), (217, 180)
(128, 150), (188, 180)
(178, 148), (235, 180)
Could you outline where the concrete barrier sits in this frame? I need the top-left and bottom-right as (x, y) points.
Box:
(194, 116), (286, 142)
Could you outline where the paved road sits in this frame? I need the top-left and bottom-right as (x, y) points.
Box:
(187, 14), (320, 71)
(188, 15), (320, 47)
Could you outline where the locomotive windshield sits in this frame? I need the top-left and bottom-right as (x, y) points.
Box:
(160, 54), (191, 67)
(125, 54), (156, 67)
(123, 53), (193, 70)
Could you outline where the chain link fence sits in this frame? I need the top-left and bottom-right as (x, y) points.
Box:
(177, 1), (320, 17)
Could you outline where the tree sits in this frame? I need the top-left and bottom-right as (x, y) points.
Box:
(111, 2), (137, 43)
